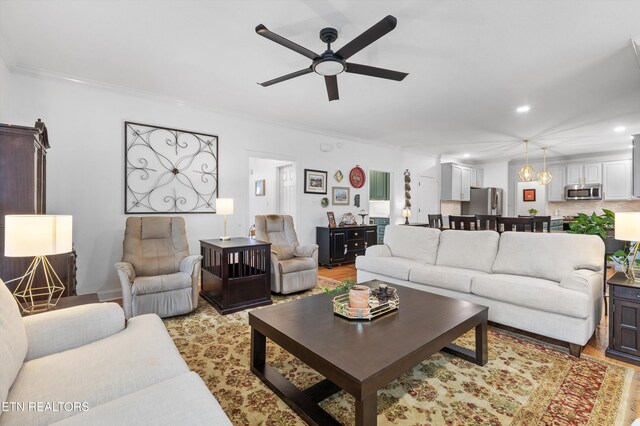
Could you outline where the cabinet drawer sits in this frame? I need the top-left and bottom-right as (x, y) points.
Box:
(347, 240), (365, 251)
(613, 286), (640, 301)
(346, 249), (365, 262)
(346, 229), (365, 241)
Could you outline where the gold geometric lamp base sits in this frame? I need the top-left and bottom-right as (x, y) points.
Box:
(12, 256), (65, 315)
(4, 215), (73, 315)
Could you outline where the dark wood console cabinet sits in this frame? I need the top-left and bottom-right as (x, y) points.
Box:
(316, 225), (377, 268)
(0, 120), (77, 297)
(606, 272), (640, 366)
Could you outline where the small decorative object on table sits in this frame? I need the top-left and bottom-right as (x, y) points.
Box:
(341, 212), (357, 225)
(326, 280), (399, 320)
(528, 208), (538, 217)
(326, 211), (337, 227)
(358, 209), (368, 225)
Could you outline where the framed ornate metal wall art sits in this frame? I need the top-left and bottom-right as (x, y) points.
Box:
(125, 121), (218, 213)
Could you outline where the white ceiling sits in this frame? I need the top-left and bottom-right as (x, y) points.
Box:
(1, 0), (640, 162)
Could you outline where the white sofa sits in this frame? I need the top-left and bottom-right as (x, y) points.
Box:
(356, 226), (605, 355)
(0, 280), (231, 426)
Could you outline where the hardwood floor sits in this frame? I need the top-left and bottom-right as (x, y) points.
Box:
(318, 264), (640, 372)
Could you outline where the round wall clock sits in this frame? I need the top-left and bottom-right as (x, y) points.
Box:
(349, 166), (366, 188)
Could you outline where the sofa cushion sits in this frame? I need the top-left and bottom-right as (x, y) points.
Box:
(410, 265), (487, 293)
(492, 232), (604, 282)
(355, 256), (421, 281)
(383, 225), (441, 264)
(132, 272), (192, 295)
(279, 257), (316, 274)
(436, 230), (500, 272)
(471, 274), (591, 318)
(52, 372), (231, 426)
(0, 281), (27, 409)
(3, 314), (189, 425)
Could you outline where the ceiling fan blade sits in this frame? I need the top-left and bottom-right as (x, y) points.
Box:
(325, 75), (339, 101)
(255, 24), (319, 60)
(335, 15), (397, 60)
(345, 62), (408, 81)
(258, 67), (313, 87)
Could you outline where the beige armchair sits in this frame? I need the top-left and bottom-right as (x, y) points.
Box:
(114, 217), (202, 319)
(255, 215), (318, 294)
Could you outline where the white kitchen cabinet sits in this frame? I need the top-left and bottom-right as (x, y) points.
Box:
(547, 164), (566, 201)
(565, 162), (602, 185)
(461, 167), (471, 201)
(441, 162), (472, 201)
(603, 160), (631, 200)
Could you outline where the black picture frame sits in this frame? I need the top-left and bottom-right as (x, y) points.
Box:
(523, 189), (536, 202)
(304, 169), (328, 194)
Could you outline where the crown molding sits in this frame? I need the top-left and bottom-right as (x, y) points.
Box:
(0, 32), (16, 71)
(9, 64), (437, 158)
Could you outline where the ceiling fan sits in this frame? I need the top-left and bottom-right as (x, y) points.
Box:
(255, 15), (408, 101)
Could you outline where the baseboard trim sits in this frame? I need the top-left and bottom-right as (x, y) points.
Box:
(97, 288), (121, 302)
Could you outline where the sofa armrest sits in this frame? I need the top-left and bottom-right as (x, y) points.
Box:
(23, 302), (125, 361)
(294, 244), (318, 258)
(180, 254), (203, 274)
(115, 261), (136, 283)
(559, 269), (602, 295)
(365, 244), (392, 257)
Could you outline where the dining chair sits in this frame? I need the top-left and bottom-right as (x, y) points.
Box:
(448, 215), (476, 230)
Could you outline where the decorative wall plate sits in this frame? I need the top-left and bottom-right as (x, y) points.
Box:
(321, 197), (329, 208)
(349, 166), (366, 188)
(334, 170), (343, 182)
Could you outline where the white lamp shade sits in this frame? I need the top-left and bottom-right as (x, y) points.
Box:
(615, 212), (640, 241)
(402, 208), (412, 218)
(369, 201), (390, 218)
(216, 198), (234, 215)
(5, 215), (73, 257)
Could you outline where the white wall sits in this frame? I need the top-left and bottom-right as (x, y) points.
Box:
(0, 56), (10, 122)
(480, 160), (509, 214)
(1, 70), (439, 297)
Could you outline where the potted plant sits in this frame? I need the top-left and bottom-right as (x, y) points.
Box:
(567, 209), (623, 254)
(528, 208), (538, 217)
(610, 245), (637, 278)
(324, 279), (370, 315)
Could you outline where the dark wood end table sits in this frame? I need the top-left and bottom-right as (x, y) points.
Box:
(200, 237), (272, 315)
(605, 272), (640, 366)
(249, 280), (488, 425)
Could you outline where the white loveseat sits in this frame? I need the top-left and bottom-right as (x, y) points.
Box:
(0, 280), (231, 426)
(356, 226), (605, 355)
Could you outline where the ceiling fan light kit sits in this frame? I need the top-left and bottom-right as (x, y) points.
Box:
(256, 15), (408, 101)
(518, 139), (536, 182)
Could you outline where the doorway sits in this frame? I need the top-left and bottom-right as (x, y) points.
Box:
(416, 176), (438, 224)
(248, 157), (296, 228)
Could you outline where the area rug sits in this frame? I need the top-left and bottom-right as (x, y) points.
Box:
(163, 278), (639, 425)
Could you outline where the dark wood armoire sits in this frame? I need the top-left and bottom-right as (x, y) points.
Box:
(0, 120), (77, 296)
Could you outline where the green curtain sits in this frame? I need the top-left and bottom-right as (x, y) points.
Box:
(369, 171), (390, 201)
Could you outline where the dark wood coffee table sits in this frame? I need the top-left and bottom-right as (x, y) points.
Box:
(249, 280), (488, 426)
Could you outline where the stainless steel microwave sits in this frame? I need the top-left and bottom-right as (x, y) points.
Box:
(564, 184), (602, 200)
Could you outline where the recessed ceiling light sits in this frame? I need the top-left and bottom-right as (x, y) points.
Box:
(463, 153), (470, 158)
(516, 105), (530, 113)
(614, 126), (627, 132)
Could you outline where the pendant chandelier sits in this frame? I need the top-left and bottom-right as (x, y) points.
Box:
(518, 139), (536, 182)
(537, 147), (553, 185)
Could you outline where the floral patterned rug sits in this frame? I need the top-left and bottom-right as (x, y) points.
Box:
(164, 278), (639, 425)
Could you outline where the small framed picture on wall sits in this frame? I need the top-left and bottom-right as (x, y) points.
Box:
(304, 169), (328, 194)
(523, 188), (536, 202)
(332, 187), (350, 205)
(255, 179), (265, 196)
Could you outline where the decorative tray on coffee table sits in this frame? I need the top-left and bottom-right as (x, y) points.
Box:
(332, 287), (399, 320)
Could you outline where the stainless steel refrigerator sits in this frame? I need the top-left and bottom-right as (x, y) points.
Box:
(461, 187), (503, 216)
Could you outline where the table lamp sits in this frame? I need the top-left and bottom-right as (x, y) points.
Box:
(4, 215), (73, 314)
(614, 212), (640, 281)
(402, 208), (411, 225)
(216, 198), (233, 241)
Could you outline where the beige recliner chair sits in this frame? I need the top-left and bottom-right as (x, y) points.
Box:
(255, 215), (318, 294)
(114, 217), (202, 319)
